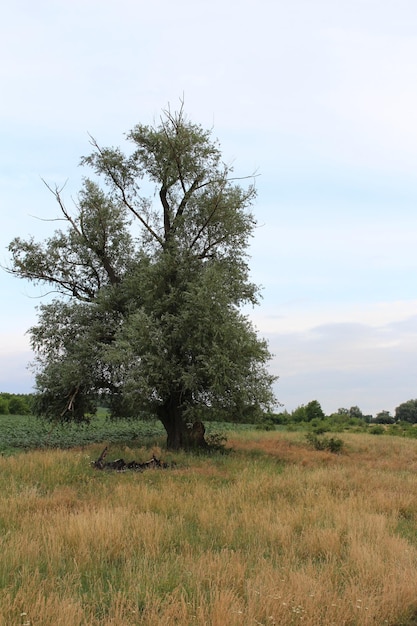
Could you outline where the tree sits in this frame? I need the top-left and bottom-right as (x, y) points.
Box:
(8, 396), (30, 415)
(348, 405), (363, 420)
(395, 399), (417, 423)
(304, 400), (325, 422)
(7, 106), (277, 449)
(290, 405), (307, 423)
(337, 407), (349, 416)
(338, 406), (364, 419)
(374, 410), (394, 424)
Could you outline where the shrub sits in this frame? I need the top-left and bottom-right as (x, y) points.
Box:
(255, 419), (276, 431)
(205, 432), (228, 453)
(327, 437), (344, 453)
(369, 425), (385, 435)
(305, 432), (344, 453)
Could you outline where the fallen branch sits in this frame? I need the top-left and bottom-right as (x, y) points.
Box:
(91, 446), (169, 471)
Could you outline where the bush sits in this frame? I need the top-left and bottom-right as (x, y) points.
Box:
(205, 432), (228, 453)
(306, 432), (344, 453)
(327, 437), (344, 453)
(0, 398), (9, 415)
(369, 425), (385, 435)
(270, 411), (290, 425)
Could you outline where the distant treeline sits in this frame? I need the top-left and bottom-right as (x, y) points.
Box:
(0, 393), (34, 415)
(2, 393), (417, 427)
(270, 399), (417, 427)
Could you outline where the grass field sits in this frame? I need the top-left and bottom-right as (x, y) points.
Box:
(1, 424), (417, 624)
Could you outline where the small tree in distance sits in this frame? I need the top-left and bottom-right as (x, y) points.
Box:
(374, 410), (394, 424)
(7, 105), (277, 449)
(305, 400), (325, 422)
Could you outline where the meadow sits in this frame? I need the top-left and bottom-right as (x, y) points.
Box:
(1, 420), (417, 624)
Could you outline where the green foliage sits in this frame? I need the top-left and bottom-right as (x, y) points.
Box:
(204, 432), (229, 453)
(386, 422), (417, 438)
(0, 393), (32, 416)
(304, 400), (325, 422)
(8, 396), (30, 415)
(290, 405), (307, 423)
(338, 405), (373, 422)
(269, 410), (290, 425)
(7, 106), (276, 449)
(280, 401), (373, 432)
(395, 399), (417, 423)
(374, 410), (395, 424)
(286, 401), (325, 424)
(305, 432), (344, 453)
(347, 405), (364, 420)
(369, 425), (385, 435)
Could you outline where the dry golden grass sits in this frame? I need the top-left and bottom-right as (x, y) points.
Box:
(1, 433), (417, 625)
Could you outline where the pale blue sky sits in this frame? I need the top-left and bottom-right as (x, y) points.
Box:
(2, 0), (417, 416)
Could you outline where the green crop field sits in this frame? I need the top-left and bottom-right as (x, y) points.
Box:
(0, 412), (256, 455)
(0, 412), (163, 454)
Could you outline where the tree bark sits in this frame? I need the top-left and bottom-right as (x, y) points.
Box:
(157, 394), (207, 451)
(158, 395), (186, 450)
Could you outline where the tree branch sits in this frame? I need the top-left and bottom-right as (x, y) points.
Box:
(197, 234), (231, 259)
(88, 136), (165, 247)
(41, 179), (82, 237)
(188, 192), (223, 252)
(159, 187), (171, 241)
(78, 204), (121, 286)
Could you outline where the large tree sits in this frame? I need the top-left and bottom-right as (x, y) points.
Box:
(395, 399), (417, 423)
(7, 106), (276, 449)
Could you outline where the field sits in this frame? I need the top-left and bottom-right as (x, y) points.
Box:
(0, 413), (254, 455)
(1, 419), (417, 624)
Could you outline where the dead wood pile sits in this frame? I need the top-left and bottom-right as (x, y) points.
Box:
(91, 446), (170, 471)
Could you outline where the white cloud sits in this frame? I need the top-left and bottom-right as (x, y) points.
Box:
(251, 299), (417, 335)
(262, 312), (417, 416)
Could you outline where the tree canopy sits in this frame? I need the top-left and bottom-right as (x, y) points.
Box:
(395, 399), (417, 424)
(8, 106), (277, 449)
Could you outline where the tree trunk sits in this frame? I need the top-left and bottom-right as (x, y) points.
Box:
(162, 414), (185, 450)
(158, 395), (186, 450)
(157, 394), (207, 451)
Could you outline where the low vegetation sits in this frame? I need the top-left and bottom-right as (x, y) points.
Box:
(0, 412), (165, 455)
(1, 426), (417, 625)
(0, 412), (254, 455)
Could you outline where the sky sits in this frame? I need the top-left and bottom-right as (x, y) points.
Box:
(1, 0), (417, 416)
